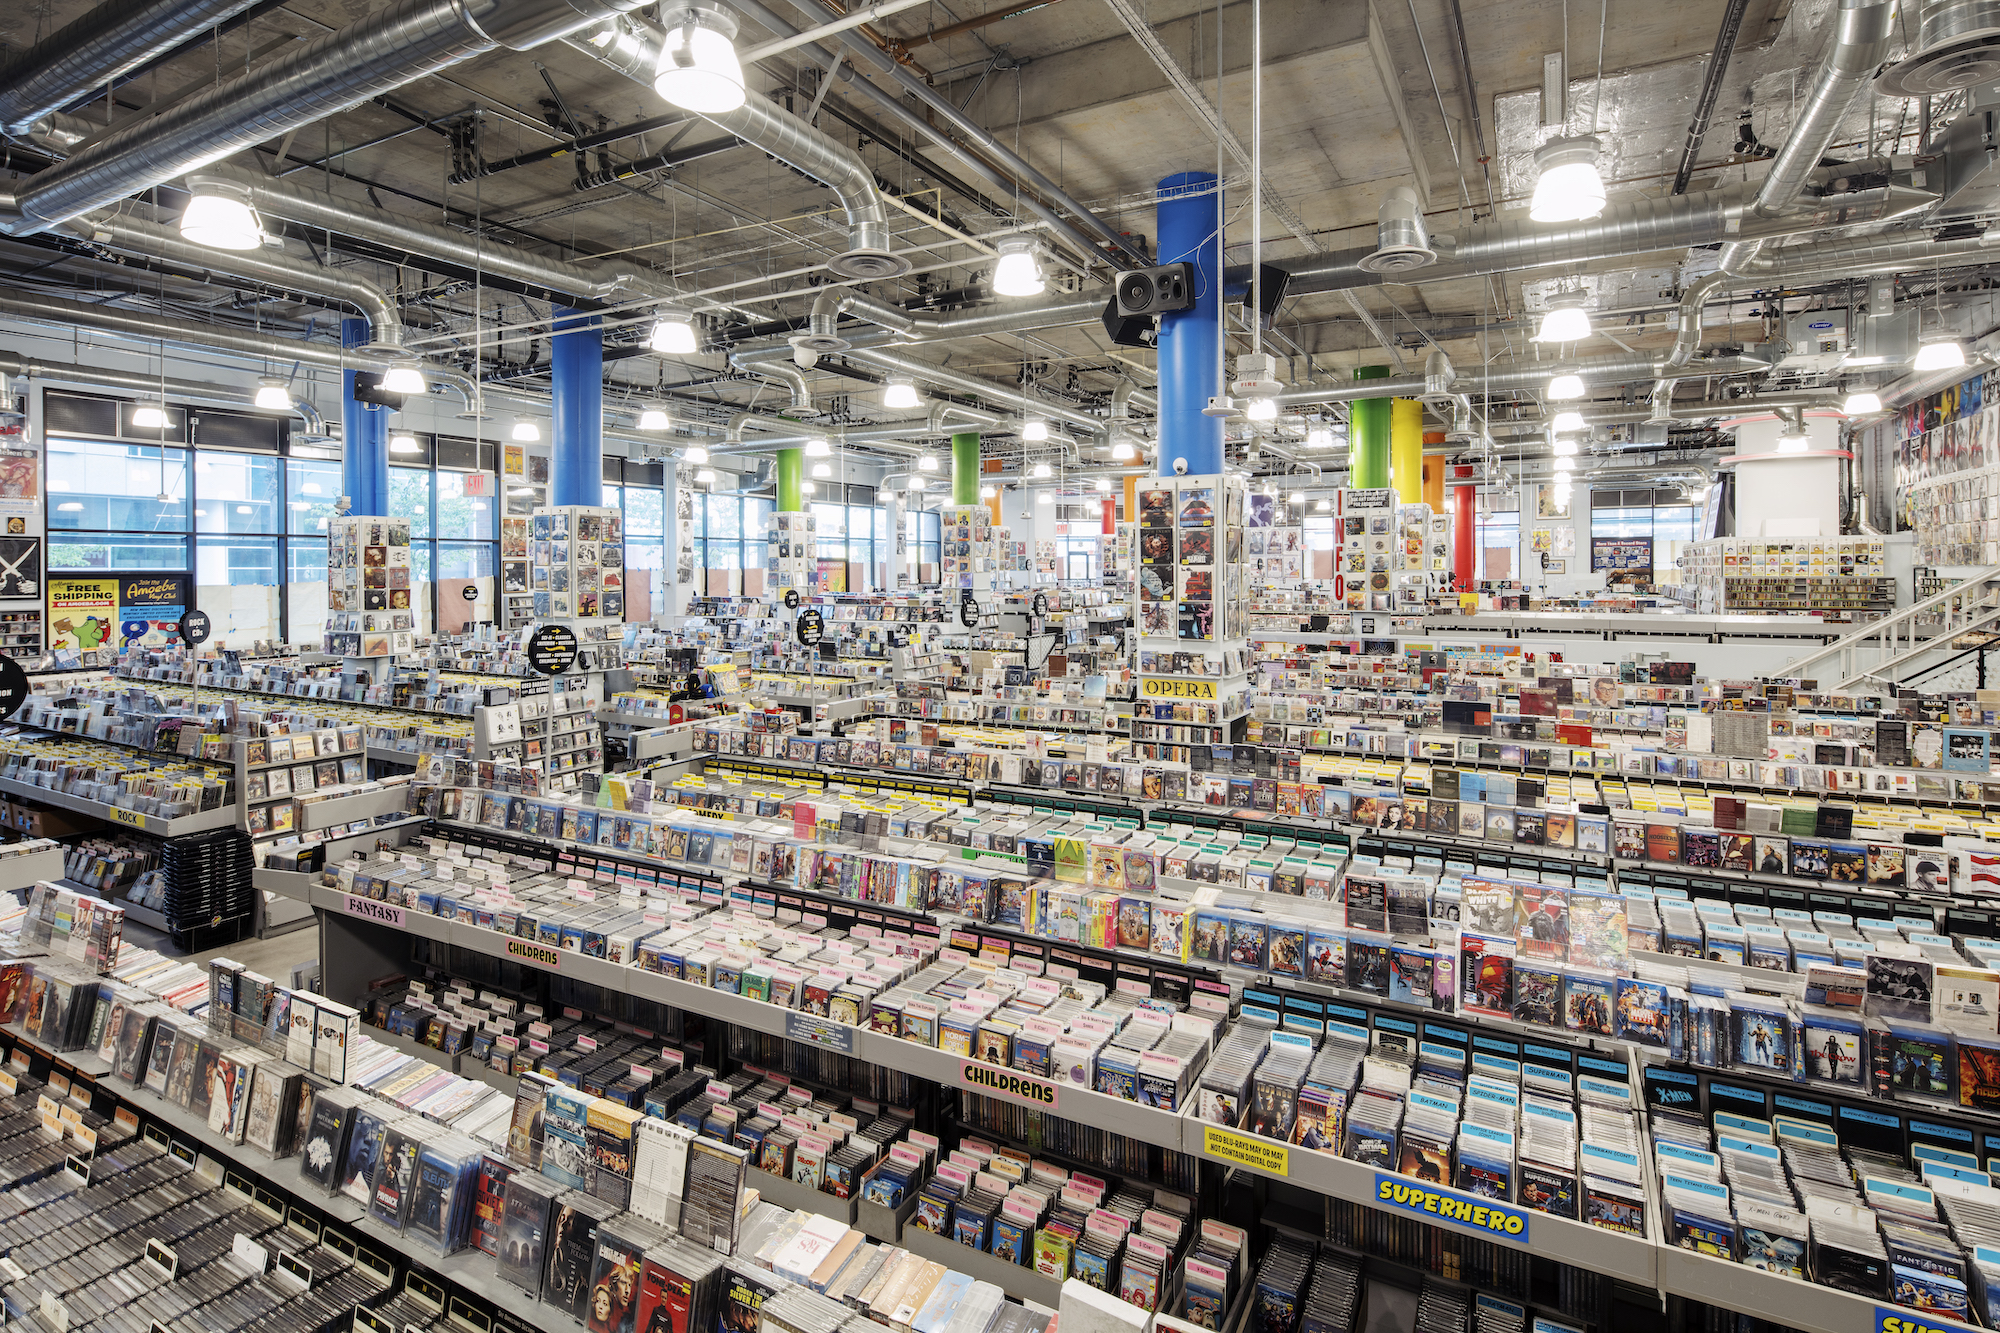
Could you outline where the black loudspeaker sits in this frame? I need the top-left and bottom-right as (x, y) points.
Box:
(1252, 262), (1290, 327)
(349, 370), (407, 411)
(1114, 262), (1195, 317)
(1100, 297), (1157, 350)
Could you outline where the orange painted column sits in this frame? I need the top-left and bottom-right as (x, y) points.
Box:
(1421, 432), (1447, 510)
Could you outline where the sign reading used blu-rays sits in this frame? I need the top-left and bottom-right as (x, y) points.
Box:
(1373, 1174), (1530, 1238)
(956, 1061), (1060, 1110)
(1202, 1125), (1290, 1175)
(784, 1011), (856, 1054)
(341, 894), (405, 927)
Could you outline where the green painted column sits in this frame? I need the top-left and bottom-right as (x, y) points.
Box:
(775, 447), (803, 512)
(1350, 365), (1392, 490)
(951, 432), (981, 505)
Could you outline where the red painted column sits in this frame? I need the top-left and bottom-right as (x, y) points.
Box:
(1451, 464), (1477, 590)
(1102, 498), (1115, 534)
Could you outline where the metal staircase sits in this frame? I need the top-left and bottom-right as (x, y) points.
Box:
(1782, 568), (2000, 691)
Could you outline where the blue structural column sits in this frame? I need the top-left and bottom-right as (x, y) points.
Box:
(1155, 171), (1223, 477)
(551, 306), (604, 507)
(340, 318), (389, 515)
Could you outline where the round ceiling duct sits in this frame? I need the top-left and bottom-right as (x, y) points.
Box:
(1877, 0), (2000, 94)
(1354, 185), (1435, 274)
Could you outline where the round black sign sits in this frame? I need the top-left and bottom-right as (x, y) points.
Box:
(795, 609), (825, 647)
(782, 588), (802, 610)
(1031, 592), (1049, 617)
(461, 584), (479, 602)
(959, 593), (980, 629)
(0, 655), (27, 720)
(527, 624), (579, 675)
(178, 609), (212, 646)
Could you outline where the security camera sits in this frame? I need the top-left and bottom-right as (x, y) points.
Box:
(1172, 457), (1189, 476)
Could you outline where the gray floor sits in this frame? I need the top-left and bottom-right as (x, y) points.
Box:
(121, 918), (321, 984)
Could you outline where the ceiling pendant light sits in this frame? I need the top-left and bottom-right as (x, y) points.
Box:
(178, 176), (263, 250)
(652, 3), (746, 113)
(1110, 439), (1136, 461)
(697, 467), (718, 485)
(908, 476), (926, 491)
(803, 436), (831, 458)
(1022, 417), (1049, 442)
(390, 432), (421, 455)
(1315, 497), (1332, 512)
(253, 377), (291, 410)
(638, 403), (672, 429)
(811, 461), (832, 478)
(980, 484), (997, 499)
(1245, 397), (1278, 422)
(1031, 460), (1051, 479)
(1842, 390), (1883, 415)
(1775, 426), (1810, 452)
(882, 376), (921, 409)
(1529, 135), (1607, 222)
(1037, 490), (1054, 504)
(683, 444), (710, 465)
(380, 362), (426, 395)
(992, 237), (1045, 297)
(649, 307), (699, 355)
(1552, 437), (1579, 457)
(916, 453), (939, 472)
(131, 400), (169, 429)
(1094, 477), (1111, 492)
(1305, 427), (1337, 450)
(1553, 458), (1575, 477)
(511, 416), (540, 442)
(801, 480), (817, 495)
(1546, 369), (1585, 400)
(1915, 333), (1968, 372)
(1549, 409), (1585, 433)
(1534, 291), (1594, 343)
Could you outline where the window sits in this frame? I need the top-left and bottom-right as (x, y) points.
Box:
(1477, 509), (1520, 580)
(46, 399), (507, 646)
(905, 510), (941, 581)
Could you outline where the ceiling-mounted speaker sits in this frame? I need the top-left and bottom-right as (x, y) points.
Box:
(1115, 262), (1195, 317)
(1101, 297), (1157, 349)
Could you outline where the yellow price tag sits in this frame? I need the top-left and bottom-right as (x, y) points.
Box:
(1202, 1125), (1290, 1176)
(109, 807), (147, 829)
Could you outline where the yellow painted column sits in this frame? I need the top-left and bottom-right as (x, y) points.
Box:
(1123, 473), (1138, 524)
(1421, 432), (1446, 510)
(1392, 399), (1424, 503)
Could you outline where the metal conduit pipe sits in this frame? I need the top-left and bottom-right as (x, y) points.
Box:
(1, 0), (653, 236)
(731, 340), (1105, 432)
(567, 15), (908, 279)
(0, 350), (329, 436)
(929, 401), (1004, 431)
(196, 165), (678, 303)
(718, 411), (925, 453)
(1487, 391), (1846, 435)
(727, 353), (816, 414)
(724, 0), (1128, 270)
(0, 0), (269, 138)
(1274, 353), (1771, 408)
(71, 210), (411, 353)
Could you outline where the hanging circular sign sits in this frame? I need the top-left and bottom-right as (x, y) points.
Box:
(177, 610), (212, 646)
(959, 593), (980, 629)
(527, 624), (579, 674)
(782, 589), (802, 610)
(795, 609), (825, 647)
(0, 656), (28, 721)
(1031, 592), (1049, 617)
(461, 585), (479, 602)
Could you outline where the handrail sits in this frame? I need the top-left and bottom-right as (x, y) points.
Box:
(1782, 566), (2000, 688)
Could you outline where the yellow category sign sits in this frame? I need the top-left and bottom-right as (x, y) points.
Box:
(1202, 1125), (1289, 1176)
(1142, 677), (1218, 700)
(109, 808), (146, 829)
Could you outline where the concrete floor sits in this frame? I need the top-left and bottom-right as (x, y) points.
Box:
(122, 919), (321, 987)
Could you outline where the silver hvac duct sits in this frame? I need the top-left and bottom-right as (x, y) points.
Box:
(1487, 390), (1846, 435)
(0, 351), (330, 436)
(195, 165), (676, 304)
(71, 210), (410, 354)
(567, 15), (908, 280)
(0, 0), (269, 139)
(1280, 180), (1925, 295)
(718, 411), (926, 454)
(723, 0), (1136, 271)
(1274, 352), (1770, 407)
(840, 346), (1104, 434)
(1, 0), (653, 236)
(1746, 0), (1901, 223)
(793, 288), (1104, 351)
(729, 354), (817, 415)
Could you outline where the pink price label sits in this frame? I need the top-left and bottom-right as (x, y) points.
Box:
(341, 895), (405, 927)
